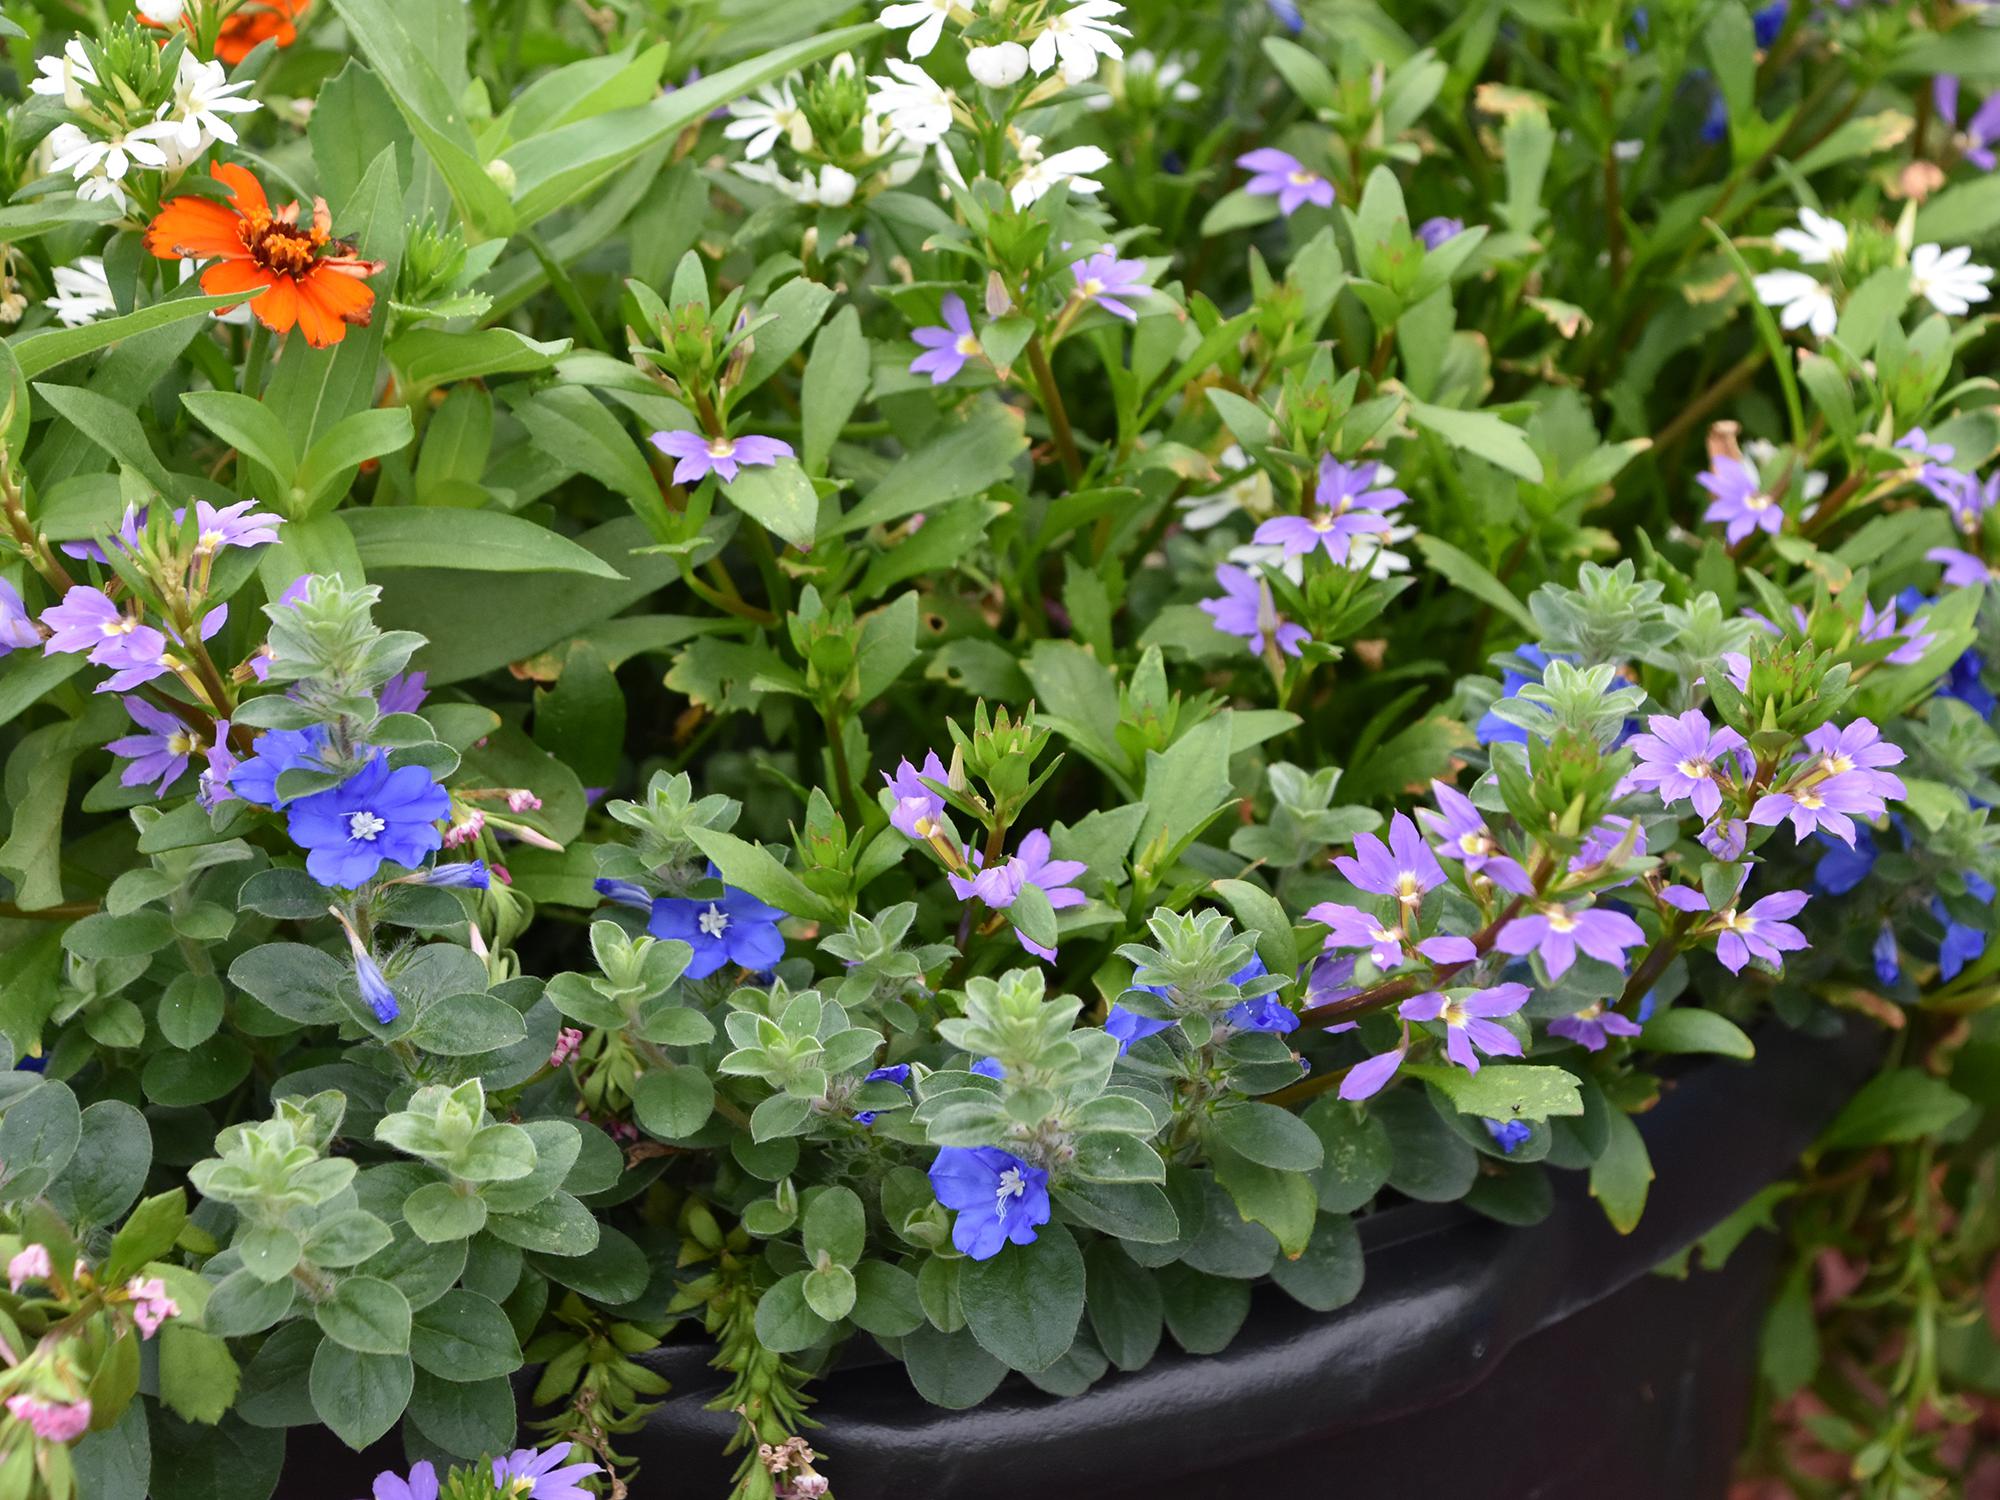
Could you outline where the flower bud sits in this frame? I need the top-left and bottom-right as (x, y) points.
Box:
(967, 42), (1029, 88)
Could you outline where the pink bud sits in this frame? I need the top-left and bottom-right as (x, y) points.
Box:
(7, 1244), (51, 1293)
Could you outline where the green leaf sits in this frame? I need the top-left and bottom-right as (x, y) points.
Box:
(1405, 1063), (1585, 1122)
(390, 328), (569, 395)
(725, 459), (821, 550)
(848, 1261), (924, 1338)
(753, 1271), (835, 1354)
(802, 1263), (857, 1322)
(0, 1080), (81, 1201)
(13, 291), (256, 381)
(1407, 398), (1544, 481)
(409, 1290), (523, 1382)
(1638, 1008), (1756, 1060)
(1209, 879), (1300, 985)
(31, 382), (175, 494)
(958, 1221), (1085, 1372)
(104, 1190), (187, 1285)
(314, 1275), (413, 1355)
(1268, 1212), (1364, 1311)
(899, 1323), (1006, 1409)
(180, 391), (299, 486)
(802, 1187), (866, 1268)
(404, 992), (529, 1056)
(344, 508), (623, 578)
(686, 826), (836, 922)
(1207, 1101), (1324, 1171)
(295, 407), (416, 513)
(801, 305), (869, 475)
(158, 1325), (240, 1425)
(1412, 534), (1537, 630)
(835, 401), (1027, 535)
(309, 1342), (414, 1450)
(736, 277), (835, 396)
(1084, 1242), (1162, 1371)
(402, 1181), (489, 1244)
(46, 1100), (150, 1228)
(1588, 1106), (1653, 1234)
(1304, 1097), (1394, 1213)
(1817, 1069), (1972, 1151)
(630, 1067), (715, 1142)
(1210, 1141), (1318, 1258)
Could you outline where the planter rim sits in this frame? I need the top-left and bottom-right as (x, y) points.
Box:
(626, 1015), (1880, 1496)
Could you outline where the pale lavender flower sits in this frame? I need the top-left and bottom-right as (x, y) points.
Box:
(1699, 817), (1748, 860)
(1399, 981), (1529, 1074)
(1937, 75), (2000, 170)
(909, 293), (982, 384)
(1494, 901), (1645, 979)
(1803, 720), (1907, 801)
(1415, 780), (1534, 893)
(1572, 815), (1647, 876)
(1416, 216), (1464, 249)
(1236, 147), (1334, 215)
(1748, 775), (1885, 845)
(107, 698), (201, 794)
(1305, 901), (1406, 969)
(948, 849), (1026, 908)
(1621, 709), (1747, 820)
(0, 581), (38, 653)
(1252, 456), (1408, 565)
(1548, 1001), (1643, 1052)
(1699, 455), (1783, 544)
(1661, 881), (1811, 973)
(1930, 546), (1996, 587)
(7, 1244), (50, 1292)
(1859, 598), (1935, 665)
(492, 1442), (601, 1500)
(1009, 827), (1087, 960)
(40, 588), (173, 691)
(1338, 1044), (1407, 1101)
(883, 751), (951, 839)
(1334, 812), (1444, 908)
(368, 1460), (439, 1500)
(378, 671), (428, 715)
(649, 429), (794, 484)
(1070, 250), (1152, 322)
(189, 499), (282, 555)
(1198, 563), (1310, 656)
(199, 722), (237, 811)
(1897, 428), (1981, 522)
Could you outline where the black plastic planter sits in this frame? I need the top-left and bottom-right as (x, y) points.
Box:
(286, 1016), (1877, 1499)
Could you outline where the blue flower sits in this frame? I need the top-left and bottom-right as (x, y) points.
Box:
(412, 860), (488, 889)
(928, 1146), (1051, 1260)
(232, 725), (329, 809)
(354, 951), (399, 1024)
(1223, 995), (1300, 1034)
(1476, 646), (1558, 746)
(854, 1063), (912, 1126)
(592, 877), (652, 910)
(1483, 1118), (1531, 1154)
(1104, 1006), (1175, 1054)
(1264, 0), (1303, 32)
(285, 753), (450, 888)
(1873, 920), (1901, 988)
(647, 885), (787, 979)
(1934, 898), (1987, 981)
(1813, 825), (1878, 895)
(970, 1056), (1005, 1079)
(1752, 0), (1788, 48)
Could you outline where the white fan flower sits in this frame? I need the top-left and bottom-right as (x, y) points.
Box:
(1909, 242), (1995, 317)
(880, 0), (957, 59)
(1772, 207), (1848, 266)
(1008, 139), (1110, 208)
(867, 59), (955, 146)
(137, 0), (186, 25)
(1027, 0), (1130, 85)
(45, 257), (116, 328)
(1752, 268), (1838, 338)
(29, 40), (98, 109)
(156, 52), (261, 157)
(724, 81), (812, 161)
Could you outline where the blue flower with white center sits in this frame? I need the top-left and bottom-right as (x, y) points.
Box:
(1483, 1118), (1532, 1154)
(928, 1146), (1051, 1260)
(285, 752), (450, 889)
(647, 883), (787, 979)
(231, 725), (330, 809)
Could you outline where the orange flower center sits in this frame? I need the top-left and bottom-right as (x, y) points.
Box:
(241, 211), (326, 279)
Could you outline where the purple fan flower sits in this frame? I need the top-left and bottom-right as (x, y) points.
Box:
(1660, 879), (1811, 973)
(1334, 813), (1444, 908)
(1749, 775), (1887, 846)
(1070, 250), (1152, 322)
(1699, 817), (1748, 860)
(1198, 563), (1310, 656)
(285, 753), (450, 888)
(1416, 781), (1534, 893)
(1859, 599), (1935, 665)
(1339, 1044), (1407, 1101)
(1804, 720), (1907, 803)
(1305, 901), (1407, 970)
(1898, 429), (1984, 525)
(648, 883), (788, 978)
(1698, 455), (1782, 544)
(1930, 546), (1995, 588)
(492, 1442), (602, 1500)
(189, 499), (282, 554)
(0, 581), (38, 653)
(1236, 147), (1334, 215)
(1622, 710), (1747, 820)
(1548, 1001), (1643, 1052)
(1399, 981), (1529, 1074)
(1484, 1117), (1531, 1153)
(199, 721), (237, 810)
(1253, 457), (1408, 565)
(378, 671), (428, 715)
(366, 1459), (438, 1500)
(1494, 901), (1645, 979)
(1873, 920), (1900, 986)
(1416, 216), (1464, 250)
(231, 726), (329, 809)
(58, 505), (144, 562)
(1010, 827), (1087, 960)
(649, 429), (794, 484)
(909, 293), (982, 384)
(1105, 1005), (1175, 1052)
(40, 587), (173, 691)
(1936, 75), (2000, 171)
(883, 751), (952, 839)
(929, 1146), (1050, 1259)
(947, 849), (1026, 909)
(107, 698), (202, 794)
(1572, 815), (1647, 875)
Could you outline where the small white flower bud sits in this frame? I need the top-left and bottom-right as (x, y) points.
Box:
(967, 42), (1029, 88)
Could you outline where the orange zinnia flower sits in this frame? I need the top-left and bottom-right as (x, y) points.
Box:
(215, 0), (310, 63)
(146, 161), (385, 349)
